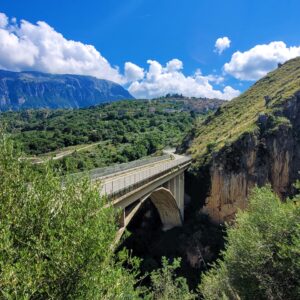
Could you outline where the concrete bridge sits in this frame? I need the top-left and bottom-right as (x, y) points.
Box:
(90, 153), (191, 237)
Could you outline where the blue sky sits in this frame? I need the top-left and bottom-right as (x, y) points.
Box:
(1, 0), (300, 99)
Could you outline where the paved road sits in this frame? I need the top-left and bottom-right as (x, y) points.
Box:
(97, 154), (191, 197)
(26, 142), (103, 164)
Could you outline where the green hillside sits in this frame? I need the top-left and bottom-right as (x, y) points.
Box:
(1, 98), (221, 173)
(189, 57), (300, 167)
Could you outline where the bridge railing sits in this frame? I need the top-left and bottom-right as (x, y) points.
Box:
(99, 156), (191, 200)
(90, 154), (171, 180)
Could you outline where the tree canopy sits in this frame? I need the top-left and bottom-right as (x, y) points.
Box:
(0, 133), (141, 299)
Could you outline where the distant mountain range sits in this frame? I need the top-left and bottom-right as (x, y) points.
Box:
(0, 70), (134, 110)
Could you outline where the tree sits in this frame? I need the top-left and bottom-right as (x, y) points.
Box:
(146, 257), (196, 300)
(0, 133), (141, 299)
(199, 186), (300, 300)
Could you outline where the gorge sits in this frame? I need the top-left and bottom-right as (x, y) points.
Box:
(120, 57), (300, 289)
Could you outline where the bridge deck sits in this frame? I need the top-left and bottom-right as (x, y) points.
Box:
(94, 154), (191, 198)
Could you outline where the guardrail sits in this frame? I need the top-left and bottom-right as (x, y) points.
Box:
(99, 156), (191, 200)
(90, 154), (171, 180)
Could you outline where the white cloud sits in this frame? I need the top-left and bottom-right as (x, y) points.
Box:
(0, 12), (123, 83)
(224, 41), (300, 80)
(0, 26), (39, 70)
(0, 13), (8, 28)
(0, 12), (240, 100)
(128, 59), (240, 100)
(215, 37), (231, 54)
(166, 58), (183, 72)
(124, 62), (144, 82)
(205, 73), (225, 84)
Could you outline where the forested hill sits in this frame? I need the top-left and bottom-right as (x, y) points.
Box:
(1, 98), (222, 173)
(0, 69), (134, 110)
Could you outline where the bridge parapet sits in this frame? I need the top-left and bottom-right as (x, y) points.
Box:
(90, 154), (171, 180)
(97, 156), (191, 200)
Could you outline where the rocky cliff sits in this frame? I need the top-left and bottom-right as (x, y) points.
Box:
(0, 70), (134, 110)
(182, 57), (300, 223)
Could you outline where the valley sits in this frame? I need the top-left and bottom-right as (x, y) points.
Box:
(1, 53), (300, 300)
(1, 95), (227, 292)
(1, 2), (300, 299)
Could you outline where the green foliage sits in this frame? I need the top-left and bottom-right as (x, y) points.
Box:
(2, 100), (194, 156)
(1, 99), (199, 173)
(199, 186), (300, 300)
(0, 133), (141, 299)
(145, 257), (196, 300)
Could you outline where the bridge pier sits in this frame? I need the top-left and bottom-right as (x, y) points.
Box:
(163, 172), (185, 220)
(118, 209), (126, 228)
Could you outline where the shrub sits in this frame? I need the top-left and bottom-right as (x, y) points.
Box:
(199, 186), (300, 300)
(145, 257), (196, 300)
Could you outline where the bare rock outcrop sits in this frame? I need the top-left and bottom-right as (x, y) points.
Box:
(202, 93), (300, 223)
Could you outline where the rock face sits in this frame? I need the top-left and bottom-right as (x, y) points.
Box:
(203, 119), (296, 223)
(183, 57), (300, 223)
(0, 70), (134, 110)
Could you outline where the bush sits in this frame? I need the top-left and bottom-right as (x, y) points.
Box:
(0, 133), (140, 299)
(145, 257), (196, 300)
(199, 186), (300, 300)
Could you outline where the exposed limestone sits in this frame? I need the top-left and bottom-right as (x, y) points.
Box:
(180, 58), (300, 224)
(202, 95), (299, 223)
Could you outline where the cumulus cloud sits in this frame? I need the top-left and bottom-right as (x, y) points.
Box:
(224, 41), (300, 80)
(215, 37), (231, 54)
(0, 12), (240, 100)
(0, 13), (123, 83)
(124, 62), (144, 82)
(166, 58), (183, 72)
(0, 13), (8, 28)
(128, 59), (240, 100)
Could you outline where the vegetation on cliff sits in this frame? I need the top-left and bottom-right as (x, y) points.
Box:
(200, 186), (300, 299)
(146, 257), (196, 300)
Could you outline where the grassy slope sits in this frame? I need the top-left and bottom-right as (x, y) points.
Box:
(189, 57), (300, 167)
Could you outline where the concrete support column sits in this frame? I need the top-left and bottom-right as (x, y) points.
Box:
(118, 209), (126, 228)
(179, 172), (184, 219)
(163, 172), (185, 221)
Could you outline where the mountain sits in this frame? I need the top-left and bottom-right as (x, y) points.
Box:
(180, 57), (300, 223)
(0, 70), (134, 110)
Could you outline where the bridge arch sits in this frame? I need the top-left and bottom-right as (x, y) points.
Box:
(121, 187), (183, 234)
(149, 187), (183, 231)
